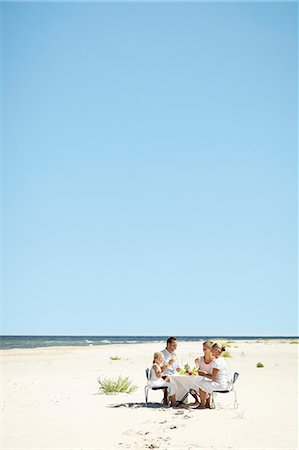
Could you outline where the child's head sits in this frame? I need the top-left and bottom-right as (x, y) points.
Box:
(211, 342), (226, 357)
(202, 340), (213, 355)
(153, 351), (164, 365)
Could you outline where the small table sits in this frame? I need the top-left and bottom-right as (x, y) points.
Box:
(169, 374), (204, 403)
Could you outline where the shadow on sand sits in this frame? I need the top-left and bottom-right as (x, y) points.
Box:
(109, 402), (169, 409)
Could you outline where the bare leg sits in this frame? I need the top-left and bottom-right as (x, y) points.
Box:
(205, 396), (211, 408)
(198, 388), (207, 408)
(169, 394), (177, 407)
(163, 388), (168, 405)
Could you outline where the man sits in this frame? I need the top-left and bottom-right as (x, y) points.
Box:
(161, 336), (181, 375)
(161, 337), (181, 404)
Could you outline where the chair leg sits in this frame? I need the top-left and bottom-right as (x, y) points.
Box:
(144, 387), (148, 406)
(234, 390), (238, 409)
(211, 391), (238, 409)
(211, 393), (216, 409)
(176, 391), (189, 406)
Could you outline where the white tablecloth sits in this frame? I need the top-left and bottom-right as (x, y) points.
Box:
(169, 374), (204, 402)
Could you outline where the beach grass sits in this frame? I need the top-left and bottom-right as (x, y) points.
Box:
(110, 356), (121, 360)
(256, 361), (264, 368)
(98, 376), (138, 394)
(222, 351), (232, 358)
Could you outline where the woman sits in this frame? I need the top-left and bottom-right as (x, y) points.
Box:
(197, 342), (231, 408)
(189, 341), (215, 406)
(195, 340), (215, 374)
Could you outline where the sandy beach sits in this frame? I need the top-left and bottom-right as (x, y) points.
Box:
(1, 339), (298, 450)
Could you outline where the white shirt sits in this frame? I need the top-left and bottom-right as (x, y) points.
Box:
(211, 357), (230, 386)
(161, 348), (180, 376)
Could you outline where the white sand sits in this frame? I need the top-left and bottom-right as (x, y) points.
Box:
(1, 340), (298, 450)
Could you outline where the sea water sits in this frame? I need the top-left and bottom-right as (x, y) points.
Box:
(1, 335), (296, 350)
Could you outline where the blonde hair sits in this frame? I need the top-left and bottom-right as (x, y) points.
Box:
(203, 340), (213, 349)
(153, 351), (164, 363)
(212, 342), (226, 353)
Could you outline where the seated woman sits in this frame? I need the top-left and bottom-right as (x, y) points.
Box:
(195, 340), (215, 374)
(150, 352), (177, 407)
(197, 342), (231, 408)
(189, 340), (215, 406)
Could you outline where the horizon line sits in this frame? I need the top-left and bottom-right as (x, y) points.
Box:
(1, 334), (298, 338)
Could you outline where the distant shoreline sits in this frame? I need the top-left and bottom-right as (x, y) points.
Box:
(1, 335), (298, 350)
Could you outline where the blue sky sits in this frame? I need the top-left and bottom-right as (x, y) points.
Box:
(1, 2), (298, 336)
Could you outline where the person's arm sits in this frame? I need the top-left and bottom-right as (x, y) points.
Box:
(201, 368), (219, 381)
(173, 356), (181, 372)
(196, 358), (206, 374)
(175, 359), (182, 372)
(161, 361), (169, 372)
(162, 358), (175, 372)
(153, 364), (163, 379)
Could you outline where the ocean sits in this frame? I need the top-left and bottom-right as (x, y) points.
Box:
(0, 335), (297, 350)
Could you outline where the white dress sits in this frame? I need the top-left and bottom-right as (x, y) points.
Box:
(198, 357), (231, 395)
(150, 363), (176, 397)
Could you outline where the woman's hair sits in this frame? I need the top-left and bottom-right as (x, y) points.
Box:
(212, 342), (226, 352)
(203, 340), (213, 349)
(153, 351), (164, 363)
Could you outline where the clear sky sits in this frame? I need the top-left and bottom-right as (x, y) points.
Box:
(1, 2), (298, 336)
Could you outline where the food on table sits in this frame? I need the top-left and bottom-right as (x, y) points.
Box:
(184, 363), (191, 373)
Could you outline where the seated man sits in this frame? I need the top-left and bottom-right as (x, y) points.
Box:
(160, 336), (182, 404)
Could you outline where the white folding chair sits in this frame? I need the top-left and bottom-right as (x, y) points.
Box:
(144, 368), (167, 406)
(211, 372), (239, 409)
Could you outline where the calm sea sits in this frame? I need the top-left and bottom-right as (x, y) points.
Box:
(0, 335), (297, 350)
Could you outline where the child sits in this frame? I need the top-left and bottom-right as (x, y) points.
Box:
(197, 342), (231, 408)
(194, 340), (215, 374)
(150, 351), (177, 407)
